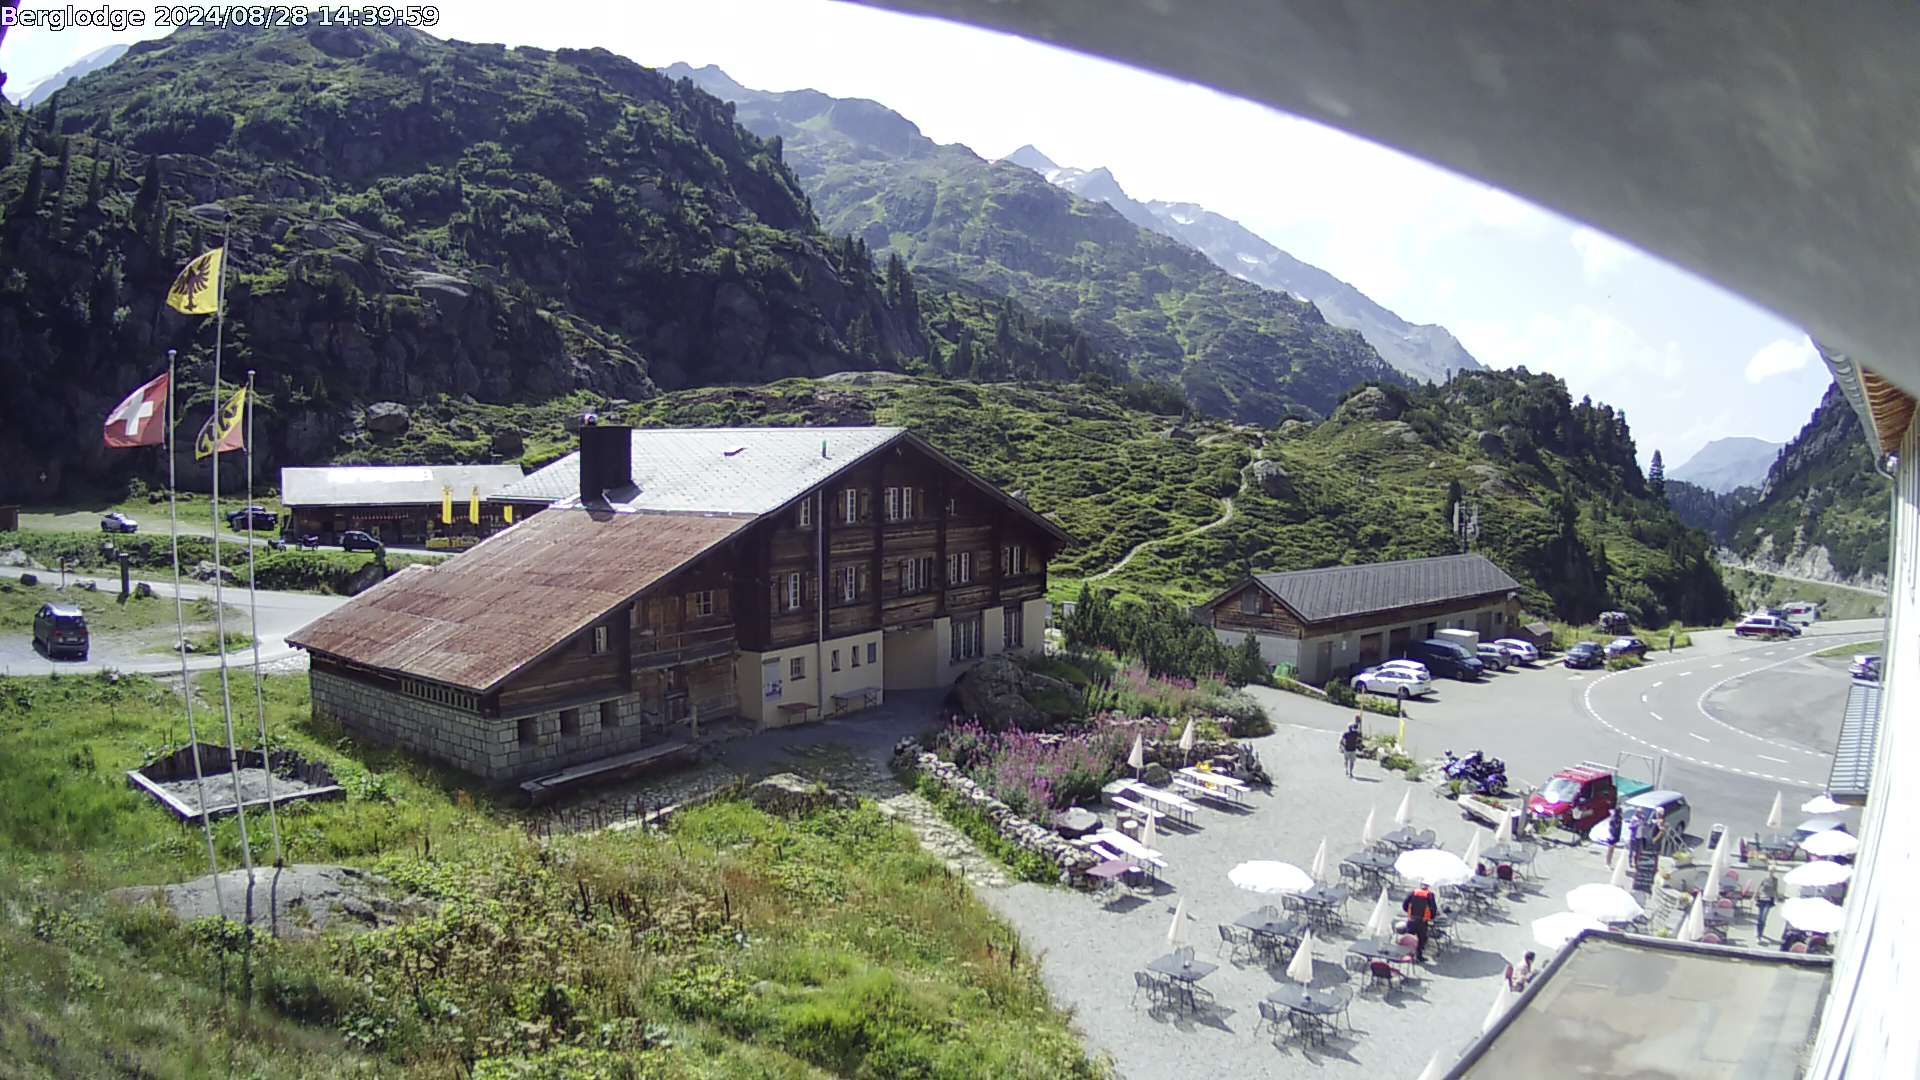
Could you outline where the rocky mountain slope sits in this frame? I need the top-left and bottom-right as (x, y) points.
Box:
(1002, 144), (1482, 384)
(1664, 479), (1753, 541)
(1724, 381), (1891, 587)
(0, 25), (939, 501)
(671, 64), (1402, 423)
(1667, 435), (1781, 494)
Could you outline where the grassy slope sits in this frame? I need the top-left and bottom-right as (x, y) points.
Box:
(1718, 566), (1888, 621)
(0, 672), (1098, 1078)
(0, 577), (237, 637)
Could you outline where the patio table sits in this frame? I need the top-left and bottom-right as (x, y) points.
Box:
(1344, 850), (1397, 872)
(1267, 984), (1348, 1043)
(1381, 827), (1437, 850)
(1177, 766), (1246, 787)
(1484, 843), (1534, 865)
(1085, 859), (1137, 885)
(1448, 877), (1501, 914)
(1347, 937), (1417, 972)
(1147, 953), (1218, 982)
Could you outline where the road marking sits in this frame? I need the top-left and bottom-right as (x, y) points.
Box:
(1710, 664), (1724, 670)
(1640, 694), (1648, 703)
(1579, 663), (1824, 787)
(1649, 711), (1664, 722)
(1758, 754), (1788, 764)
(1652, 681), (1664, 688)
(1690, 636), (1879, 759)
(1688, 732), (1710, 743)
(1679, 671), (1694, 677)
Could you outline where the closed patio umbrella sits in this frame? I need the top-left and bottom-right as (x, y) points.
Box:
(1364, 886), (1393, 938)
(1394, 789), (1413, 827)
(1785, 861), (1853, 889)
(1607, 848), (1630, 890)
(1178, 718), (1196, 763)
(1765, 790), (1784, 831)
(1461, 829), (1484, 868)
(1678, 897), (1706, 943)
(1127, 734), (1145, 778)
(1362, 806), (1378, 846)
(1704, 834), (1731, 904)
(1395, 848), (1471, 887)
(1801, 793), (1848, 815)
(1309, 836), (1329, 881)
(1286, 929), (1316, 984)
(1167, 896), (1190, 950)
(1532, 911), (1604, 949)
(1492, 809), (1513, 846)
(1566, 883), (1643, 924)
(1140, 807), (1159, 852)
(1781, 896), (1845, 933)
(1802, 830), (1860, 858)
(1230, 860), (1314, 896)
(1415, 1052), (1445, 1080)
(1481, 982), (1514, 1034)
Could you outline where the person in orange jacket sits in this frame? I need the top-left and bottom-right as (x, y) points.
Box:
(1403, 882), (1441, 962)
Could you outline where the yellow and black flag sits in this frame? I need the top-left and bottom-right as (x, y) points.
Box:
(167, 248), (226, 315)
(194, 388), (247, 461)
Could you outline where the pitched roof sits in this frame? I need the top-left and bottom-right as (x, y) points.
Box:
(1243, 553), (1521, 624)
(1826, 678), (1882, 804)
(492, 427), (908, 513)
(287, 507), (748, 691)
(281, 465), (527, 508)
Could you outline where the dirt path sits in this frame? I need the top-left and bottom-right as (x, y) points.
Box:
(876, 791), (1011, 889)
(1086, 459), (1254, 583)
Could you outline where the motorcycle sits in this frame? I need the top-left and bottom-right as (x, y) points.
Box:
(1442, 749), (1508, 796)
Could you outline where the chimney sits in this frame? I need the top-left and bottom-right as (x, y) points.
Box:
(579, 424), (633, 504)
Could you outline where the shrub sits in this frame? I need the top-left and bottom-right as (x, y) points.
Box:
(1605, 655), (1645, 671)
(1325, 678), (1358, 707)
(1378, 750), (1414, 772)
(1358, 695), (1401, 718)
(939, 722), (1134, 818)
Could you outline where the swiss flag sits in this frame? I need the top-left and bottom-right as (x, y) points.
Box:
(104, 371), (170, 448)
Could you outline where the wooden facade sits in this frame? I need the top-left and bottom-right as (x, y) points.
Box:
(1210, 580), (1516, 641)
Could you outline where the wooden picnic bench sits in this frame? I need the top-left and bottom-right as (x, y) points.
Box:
(1173, 777), (1241, 806)
(1111, 795), (1165, 826)
(830, 687), (882, 714)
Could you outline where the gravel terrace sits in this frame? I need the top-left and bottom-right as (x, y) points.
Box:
(154, 766), (334, 815)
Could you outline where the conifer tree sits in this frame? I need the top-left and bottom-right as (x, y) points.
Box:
(132, 154), (161, 224)
(1648, 449), (1666, 498)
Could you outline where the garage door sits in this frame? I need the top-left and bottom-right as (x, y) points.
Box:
(1389, 627), (1411, 657)
(1358, 632), (1383, 667)
(1476, 611), (1493, 637)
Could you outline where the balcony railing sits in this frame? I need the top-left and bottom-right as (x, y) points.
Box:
(632, 624), (737, 670)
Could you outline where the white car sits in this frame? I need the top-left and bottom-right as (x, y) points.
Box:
(1493, 638), (1539, 663)
(1375, 658), (1432, 680)
(1353, 666), (1433, 699)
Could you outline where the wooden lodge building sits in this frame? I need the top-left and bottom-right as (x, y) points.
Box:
(1200, 553), (1523, 683)
(287, 424), (1068, 784)
(280, 464), (527, 548)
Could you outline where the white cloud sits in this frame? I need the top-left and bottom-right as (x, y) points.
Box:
(1744, 336), (1819, 383)
(1569, 226), (1636, 280)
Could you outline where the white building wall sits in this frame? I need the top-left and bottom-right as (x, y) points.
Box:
(1808, 416), (1917, 1077)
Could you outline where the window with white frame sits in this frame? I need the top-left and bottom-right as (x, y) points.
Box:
(1002, 544), (1026, 576)
(945, 551), (971, 585)
(689, 590), (715, 618)
(843, 488), (860, 524)
(850, 645), (861, 668)
(831, 649), (841, 672)
(838, 565), (861, 603)
(790, 656), (806, 680)
(901, 555), (934, 594)
(592, 625), (610, 654)
(901, 486), (914, 520)
(950, 614), (983, 662)
(867, 642), (878, 664)
(1004, 605), (1023, 649)
(798, 499), (812, 528)
(884, 486), (898, 522)
(786, 572), (802, 611)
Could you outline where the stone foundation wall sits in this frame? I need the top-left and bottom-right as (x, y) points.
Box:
(900, 743), (1102, 888)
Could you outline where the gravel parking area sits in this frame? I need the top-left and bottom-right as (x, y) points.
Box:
(982, 723), (1618, 1079)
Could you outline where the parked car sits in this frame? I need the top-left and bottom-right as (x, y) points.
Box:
(1493, 638), (1540, 663)
(99, 511), (138, 534)
(1406, 638), (1485, 680)
(32, 603), (89, 660)
(1849, 654), (1882, 681)
(1587, 789), (1692, 855)
(1735, 614), (1800, 640)
(339, 529), (383, 552)
(1352, 665), (1433, 699)
(1604, 636), (1649, 659)
(1475, 642), (1512, 671)
(1527, 763), (1653, 834)
(1375, 658), (1432, 680)
(226, 505), (279, 531)
(1563, 641), (1604, 669)
(1782, 601), (1820, 625)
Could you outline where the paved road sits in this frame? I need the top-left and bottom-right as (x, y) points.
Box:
(0, 574), (344, 678)
(1246, 617), (1884, 849)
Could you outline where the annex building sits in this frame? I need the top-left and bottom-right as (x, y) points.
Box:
(287, 424), (1067, 784)
(1200, 552), (1522, 683)
(280, 464), (527, 548)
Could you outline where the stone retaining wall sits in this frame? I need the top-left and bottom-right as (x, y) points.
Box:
(897, 741), (1102, 887)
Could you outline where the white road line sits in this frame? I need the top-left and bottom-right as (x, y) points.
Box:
(1691, 636), (1880, 759)
(1688, 732), (1710, 742)
(1579, 664), (1824, 788)
(1710, 663), (1724, 670)
(1679, 671), (1694, 677)
(1652, 681), (1664, 688)
(1649, 711), (1664, 722)
(1640, 693), (1648, 703)
(1758, 754), (1788, 764)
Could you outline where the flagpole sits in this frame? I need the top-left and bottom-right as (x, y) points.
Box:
(243, 367), (283, 867)
(166, 347), (225, 913)
(206, 220), (258, 906)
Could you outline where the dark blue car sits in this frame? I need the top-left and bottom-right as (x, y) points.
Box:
(1564, 642), (1604, 669)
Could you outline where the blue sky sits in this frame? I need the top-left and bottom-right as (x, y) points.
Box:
(1, 0), (1834, 467)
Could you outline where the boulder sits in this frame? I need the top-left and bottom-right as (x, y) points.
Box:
(952, 654), (1076, 730)
(365, 401), (411, 435)
(747, 773), (855, 817)
(1249, 459), (1293, 498)
(19, 572), (38, 586)
(1142, 763), (1173, 788)
(1334, 385), (1403, 423)
(1053, 806), (1100, 837)
(134, 582), (155, 598)
(191, 560), (238, 584)
(490, 428), (526, 456)
(0, 548), (33, 568)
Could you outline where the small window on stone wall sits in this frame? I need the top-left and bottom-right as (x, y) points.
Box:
(560, 707), (580, 736)
(601, 700), (618, 728)
(517, 716), (537, 746)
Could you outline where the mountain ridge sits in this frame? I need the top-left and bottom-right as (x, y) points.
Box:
(1668, 435), (1782, 494)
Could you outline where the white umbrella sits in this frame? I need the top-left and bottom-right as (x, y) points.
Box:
(1566, 883), (1644, 924)
(1781, 896), (1845, 933)
(1394, 788), (1413, 827)
(1797, 816), (1847, 835)
(1395, 848), (1472, 887)
(1801, 829), (1860, 858)
(1140, 808), (1159, 852)
(1492, 810), (1513, 846)
(1178, 718), (1196, 760)
(1229, 860), (1315, 896)
(1166, 896), (1190, 950)
(1801, 793), (1848, 815)
(1765, 791), (1784, 831)
(1607, 848), (1630, 890)
(1532, 911), (1604, 949)
(1785, 861), (1853, 889)
(1703, 838), (1730, 904)
(1286, 929), (1316, 984)
(1309, 837), (1329, 881)
(1362, 806), (1378, 846)
(1415, 1052), (1445, 1080)
(1364, 886), (1394, 938)
(1480, 982), (1514, 1035)
(1461, 829), (1484, 869)
(1678, 898), (1706, 943)
(1127, 734), (1145, 775)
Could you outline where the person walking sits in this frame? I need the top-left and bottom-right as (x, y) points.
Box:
(1504, 951), (1537, 991)
(1403, 881), (1441, 962)
(1340, 718), (1364, 778)
(1604, 803), (1624, 867)
(1756, 872), (1782, 941)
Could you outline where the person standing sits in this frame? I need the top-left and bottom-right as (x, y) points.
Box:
(1340, 718), (1364, 778)
(1403, 882), (1440, 962)
(1605, 803), (1624, 867)
(1505, 951), (1537, 991)
(1756, 873), (1782, 941)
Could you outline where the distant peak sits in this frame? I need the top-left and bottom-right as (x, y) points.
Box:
(1002, 144), (1059, 172)
(662, 61), (748, 98)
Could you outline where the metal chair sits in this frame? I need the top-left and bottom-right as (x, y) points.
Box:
(1368, 959), (1398, 994)
(1130, 970), (1158, 1008)
(1256, 999), (1285, 1037)
(1217, 924), (1252, 963)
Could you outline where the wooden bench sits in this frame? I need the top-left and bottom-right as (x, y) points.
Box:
(1130, 785), (1197, 825)
(1174, 777), (1241, 805)
(1110, 795), (1165, 826)
(830, 687), (882, 714)
(776, 702), (818, 724)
